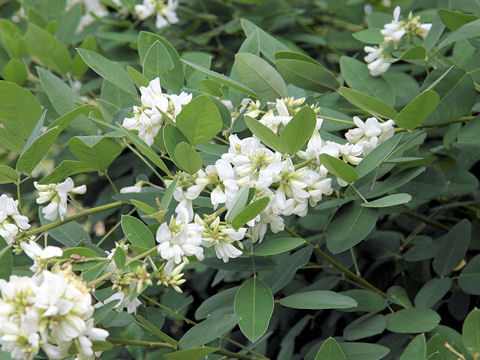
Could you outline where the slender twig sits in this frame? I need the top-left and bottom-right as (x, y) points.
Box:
(105, 172), (119, 193)
(17, 201), (126, 239)
(404, 211), (451, 231)
(285, 226), (387, 298)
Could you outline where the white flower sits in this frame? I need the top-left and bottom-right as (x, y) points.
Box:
(122, 106), (163, 146)
(0, 268), (108, 360)
(156, 204), (204, 266)
(20, 241), (63, 272)
(196, 216), (245, 262)
(135, 0), (179, 29)
(101, 287), (142, 314)
(367, 57), (391, 77)
(120, 182), (144, 194)
(0, 194), (30, 245)
(418, 23), (432, 38)
(381, 7), (406, 43)
(345, 117), (394, 155)
(364, 46), (382, 64)
(34, 178), (86, 221)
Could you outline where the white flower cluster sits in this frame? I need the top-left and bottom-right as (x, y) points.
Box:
(66, 0), (109, 33)
(20, 240), (63, 273)
(154, 97), (396, 269)
(0, 195), (30, 245)
(0, 268), (108, 360)
(134, 0), (179, 29)
(34, 177), (87, 221)
(364, 6), (432, 76)
(122, 78), (192, 146)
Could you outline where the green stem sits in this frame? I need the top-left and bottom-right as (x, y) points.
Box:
(285, 226), (387, 298)
(404, 211), (451, 231)
(105, 172), (119, 193)
(294, 159), (313, 170)
(18, 201), (126, 239)
(97, 208), (137, 246)
(16, 178), (22, 214)
(108, 337), (175, 349)
(124, 141), (165, 183)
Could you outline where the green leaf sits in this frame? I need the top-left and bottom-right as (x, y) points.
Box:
(356, 134), (403, 179)
(433, 219), (471, 276)
(37, 67), (84, 115)
(385, 308), (441, 333)
(77, 48), (137, 97)
(314, 337), (346, 360)
(25, 23), (70, 75)
(142, 40), (173, 80)
(244, 116), (285, 153)
(69, 136), (123, 172)
(342, 290), (388, 313)
(195, 287), (239, 320)
(0, 165), (18, 184)
(231, 197), (270, 230)
(137, 32), (184, 92)
(275, 51), (339, 91)
(439, 9), (478, 31)
(395, 90), (440, 130)
(113, 245), (126, 269)
(49, 223), (91, 247)
(2, 59), (27, 85)
(326, 201), (378, 254)
(361, 193), (412, 208)
(0, 19), (26, 58)
(319, 154), (358, 183)
(387, 286), (413, 309)
(174, 142), (203, 175)
(439, 19), (480, 48)
(164, 347), (219, 360)
(17, 125), (62, 174)
(420, 67), (475, 126)
(71, 36), (97, 77)
(240, 19), (290, 62)
(398, 46), (426, 60)
(255, 237), (305, 256)
(340, 56), (394, 105)
(0, 80), (43, 140)
(176, 95), (222, 145)
(0, 237), (13, 280)
(234, 278), (274, 343)
(225, 185), (250, 223)
(340, 343), (390, 360)
(181, 59), (258, 98)
(459, 254), (480, 295)
(279, 290), (357, 310)
(179, 313), (239, 348)
(161, 178), (178, 212)
(463, 308), (480, 357)
(280, 106), (316, 154)
(264, 247), (312, 294)
(352, 28), (384, 43)
(399, 334), (426, 360)
(235, 53), (287, 101)
(126, 66), (149, 88)
(121, 215), (155, 248)
(343, 314), (386, 341)
(414, 278), (452, 309)
(56, 2), (81, 44)
(38, 160), (96, 184)
(118, 126), (171, 176)
(340, 87), (397, 120)
(47, 105), (92, 133)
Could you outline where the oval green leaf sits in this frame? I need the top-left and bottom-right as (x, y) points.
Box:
(319, 154), (358, 184)
(279, 290), (357, 310)
(385, 308), (441, 333)
(361, 193), (412, 208)
(255, 237), (305, 256)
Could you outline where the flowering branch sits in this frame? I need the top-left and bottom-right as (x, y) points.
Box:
(17, 201), (127, 239)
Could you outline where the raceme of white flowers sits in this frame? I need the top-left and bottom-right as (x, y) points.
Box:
(0, 194), (30, 245)
(34, 177), (87, 221)
(363, 6), (432, 76)
(0, 267), (108, 360)
(120, 78), (396, 276)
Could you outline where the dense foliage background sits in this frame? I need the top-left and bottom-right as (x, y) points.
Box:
(0, 0), (480, 359)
